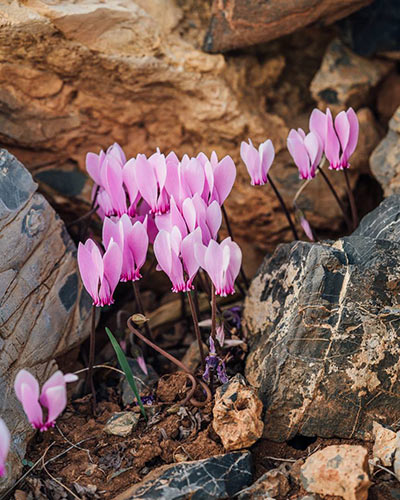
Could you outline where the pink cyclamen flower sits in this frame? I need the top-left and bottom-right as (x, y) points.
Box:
(195, 237), (242, 296)
(78, 238), (122, 306)
(287, 129), (322, 180)
(102, 214), (149, 282)
(154, 226), (202, 292)
(310, 107), (359, 170)
(0, 419), (10, 477)
(14, 370), (78, 432)
(240, 138), (275, 186)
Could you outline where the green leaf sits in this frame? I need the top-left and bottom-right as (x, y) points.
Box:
(105, 327), (147, 420)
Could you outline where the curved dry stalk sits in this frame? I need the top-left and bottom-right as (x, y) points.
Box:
(127, 317), (211, 406)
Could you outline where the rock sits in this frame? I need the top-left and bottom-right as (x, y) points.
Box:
(236, 468), (290, 499)
(300, 445), (371, 500)
(113, 451), (253, 500)
(349, 107), (382, 173)
(203, 0), (371, 53)
(244, 194), (400, 441)
(372, 422), (398, 467)
(0, 150), (91, 492)
(121, 358), (158, 406)
(338, 0), (400, 58)
(212, 374), (264, 451)
(377, 73), (400, 124)
(104, 412), (139, 437)
(310, 39), (393, 112)
(370, 106), (400, 196)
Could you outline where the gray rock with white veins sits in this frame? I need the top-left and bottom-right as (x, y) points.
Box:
(114, 451), (253, 500)
(244, 194), (400, 442)
(0, 149), (91, 492)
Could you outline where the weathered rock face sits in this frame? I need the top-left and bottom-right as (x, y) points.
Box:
(203, 0), (372, 53)
(114, 451), (252, 500)
(244, 195), (400, 442)
(0, 149), (91, 491)
(310, 38), (393, 112)
(370, 106), (400, 196)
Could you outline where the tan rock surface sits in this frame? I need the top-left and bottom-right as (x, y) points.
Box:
(300, 445), (371, 500)
(212, 374), (263, 451)
(370, 106), (400, 196)
(372, 421), (398, 467)
(311, 39), (393, 113)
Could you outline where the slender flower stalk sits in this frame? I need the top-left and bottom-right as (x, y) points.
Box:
(343, 169), (358, 229)
(187, 290), (206, 370)
(132, 280), (154, 341)
(317, 166), (352, 231)
(87, 306), (97, 415)
(221, 205), (249, 290)
(127, 318), (211, 406)
(267, 174), (299, 240)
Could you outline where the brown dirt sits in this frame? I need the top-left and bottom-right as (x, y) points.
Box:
(23, 374), (222, 499)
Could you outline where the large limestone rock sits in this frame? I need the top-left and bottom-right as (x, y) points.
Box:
(0, 0), (368, 256)
(370, 106), (400, 196)
(244, 195), (400, 442)
(203, 0), (372, 53)
(0, 149), (91, 492)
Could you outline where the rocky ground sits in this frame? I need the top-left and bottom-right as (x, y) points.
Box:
(1, 0), (400, 499)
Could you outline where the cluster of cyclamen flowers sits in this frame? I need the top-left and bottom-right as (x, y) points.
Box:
(241, 106), (358, 184)
(0, 369), (78, 478)
(78, 105), (358, 306)
(78, 146), (242, 306)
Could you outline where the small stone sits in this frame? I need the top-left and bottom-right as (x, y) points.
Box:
(104, 412), (139, 437)
(236, 468), (290, 499)
(114, 451), (252, 499)
(13, 491), (27, 500)
(300, 445), (371, 500)
(212, 374), (263, 451)
(310, 38), (393, 112)
(372, 421), (398, 467)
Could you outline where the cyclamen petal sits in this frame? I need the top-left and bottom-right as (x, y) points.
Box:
(100, 239), (123, 305)
(14, 370), (43, 430)
(212, 154), (236, 205)
(42, 386), (67, 430)
(0, 418), (10, 477)
(77, 242), (101, 305)
(325, 108), (341, 170)
(342, 107), (359, 168)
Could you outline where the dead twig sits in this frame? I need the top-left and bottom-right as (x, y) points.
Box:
(41, 443), (81, 500)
